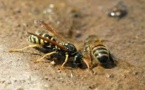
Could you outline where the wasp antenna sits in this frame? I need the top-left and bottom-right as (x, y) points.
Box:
(27, 32), (67, 51)
(41, 21), (67, 42)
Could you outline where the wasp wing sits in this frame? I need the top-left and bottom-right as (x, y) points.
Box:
(41, 21), (67, 42)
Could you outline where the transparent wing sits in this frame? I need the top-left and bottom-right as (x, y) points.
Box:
(41, 21), (67, 42)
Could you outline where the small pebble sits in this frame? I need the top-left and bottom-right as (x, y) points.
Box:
(57, 69), (61, 73)
(1, 80), (5, 83)
(50, 61), (56, 65)
(17, 88), (24, 90)
(106, 74), (114, 78)
(44, 76), (49, 80)
(133, 71), (139, 75)
(44, 84), (49, 88)
(70, 73), (74, 78)
(7, 81), (12, 84)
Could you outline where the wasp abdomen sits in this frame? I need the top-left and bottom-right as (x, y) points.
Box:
(28, 33), (56, 45)
(92, 44), (109, 63)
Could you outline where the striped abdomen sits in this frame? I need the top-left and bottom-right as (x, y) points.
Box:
(92, 44), (110, 64)
(28, 33), (56, 45)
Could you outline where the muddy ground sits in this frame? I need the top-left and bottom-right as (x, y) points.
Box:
(0, 0), (145, 90)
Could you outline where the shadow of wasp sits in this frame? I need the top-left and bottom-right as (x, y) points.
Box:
(9, 21), (82, 69)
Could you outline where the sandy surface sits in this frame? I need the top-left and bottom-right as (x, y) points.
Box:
(0, 0), (145, 90)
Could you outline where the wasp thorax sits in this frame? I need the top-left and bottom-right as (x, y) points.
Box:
(64, 43), (77, 56)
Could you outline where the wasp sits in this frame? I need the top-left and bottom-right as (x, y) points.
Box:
(108, 2), (127, 18)
(9, 21), (82, 69)
(82, 35), (116, 69)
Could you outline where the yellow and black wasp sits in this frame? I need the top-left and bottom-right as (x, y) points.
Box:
(82, 35), (116, 69)
(9, 21), (82, 69)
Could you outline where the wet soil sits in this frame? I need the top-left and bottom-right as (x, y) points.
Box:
(0, 0), (145, 90)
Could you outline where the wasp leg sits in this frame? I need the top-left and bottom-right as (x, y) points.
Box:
(60, 53), (69, 69)
(9, 44), (41, 52)
(34, 51), (56, 63)
(83, 58), (95, 74)
(83, 58), (90, 69)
